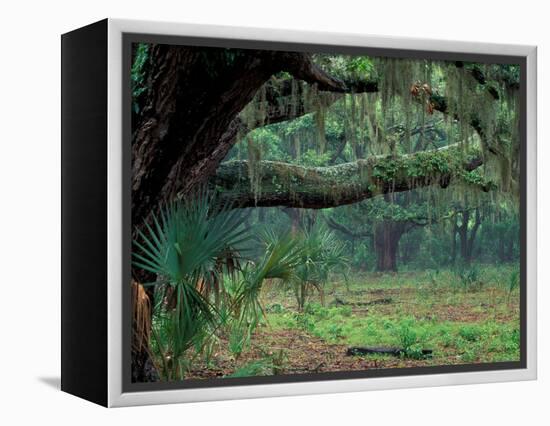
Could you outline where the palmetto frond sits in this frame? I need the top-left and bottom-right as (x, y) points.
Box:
(132, 190), (251, 379)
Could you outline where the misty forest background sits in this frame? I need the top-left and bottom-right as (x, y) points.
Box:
(130, 43), (521, 382)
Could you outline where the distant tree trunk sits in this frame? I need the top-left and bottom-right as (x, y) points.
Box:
(497, 222), (516, 262)
(374, 221), (405, 272)
(399, 234), (415, 264)
(457, 208), (482, 263)
(451, 214), (459, 263)
(457, 210), (470, 261)
(467, 209), (482, 259)
(289, 208), (300, 235)
(507, 238), (515, 261)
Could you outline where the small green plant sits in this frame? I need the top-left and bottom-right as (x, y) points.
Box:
(200, 333), (219, 368)
(440, 330), (453, 348)
(393, 318), (428, 359)
(458, 325), (482, 342)
(134, 191), (251, 380)
(304, 302), (325, 316)
(327, 323), (344, 340)
(427, 268), (441, 286)
(265, 303), (285, 314)
(263, 224), (349, 311)
(269, 349), (288, 375)
(454, 264), (483, 290)
(226, 360), (272, 378)
(506, 328), (521, 352)
(339, 306), (353, 317)
(396, 319), (417, 349)
(228, 322), (251, 360)
(507, 267), (520, 300)
(404, 344), (426, 360)
(294, 312), (316, 332)
(461, 348), (477, 363)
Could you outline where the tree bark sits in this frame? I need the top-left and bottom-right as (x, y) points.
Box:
(374, 221), (405, 272)
(212, 145), (486, 209)
(131, 46), (282, 226)
(131, 47), (352, 224)
(451, 214), (459, 263)
(457, 208), (482, 263)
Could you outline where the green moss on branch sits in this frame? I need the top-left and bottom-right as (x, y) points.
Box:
(211, 145), (491, 209)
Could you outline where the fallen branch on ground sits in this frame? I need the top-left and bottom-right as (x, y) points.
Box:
(346, 346), (433, 357)
(333, 297), (393, 307)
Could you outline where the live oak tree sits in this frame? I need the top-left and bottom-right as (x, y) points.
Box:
(132, 46), (518, 223)
(325, 190), (452, 272)
(130, 43), (520, 380)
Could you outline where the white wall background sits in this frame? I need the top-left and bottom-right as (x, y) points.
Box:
(0, 0), (546, 423)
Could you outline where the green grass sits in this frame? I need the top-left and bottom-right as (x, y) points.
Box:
(264, 264), (520, 365)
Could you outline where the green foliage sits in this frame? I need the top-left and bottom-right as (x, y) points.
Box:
(293, 312), (316, 332)
(131, 43), (149, 113)
(228, 322), (250, 360)
(393, 318), (428, 359)
(225, 360), (272, 378)
(345, 56), (375, 76)
(301, 149), (333, 166)
(458, 325), (482, 342)
(265, 303), (285, 314)
(508, 267), (520, 294)
(284, 224), (349, 310)
(133, 191), (250, 379)
(223, 232), (304, 332)
(265, 266), (519, 367)
(133, 192), (249, 286)
(225, 348), (289, 377)
(454, 264), (484, 290)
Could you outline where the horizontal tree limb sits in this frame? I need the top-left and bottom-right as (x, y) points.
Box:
(211, 145), (488, 209)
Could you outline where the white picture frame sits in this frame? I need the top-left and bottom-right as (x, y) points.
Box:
(61, 18), (537, 407)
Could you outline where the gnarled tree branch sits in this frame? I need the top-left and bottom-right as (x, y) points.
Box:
(281, 52), (347, 92)
(211, 145), (488, 209)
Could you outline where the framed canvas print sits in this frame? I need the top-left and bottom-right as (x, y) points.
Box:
(61, 18), (537, 407)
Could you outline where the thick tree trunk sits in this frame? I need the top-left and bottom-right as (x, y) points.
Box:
(131, 348), (159, 383)
(374, 221), (405, 272)
(131, 46), (283, 226)
(129, 47), (347, 382)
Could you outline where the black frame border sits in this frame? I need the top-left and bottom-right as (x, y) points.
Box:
(61, 19), (109, 406)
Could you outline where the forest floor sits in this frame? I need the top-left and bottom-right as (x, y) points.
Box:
(186, 266), (520, 379)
